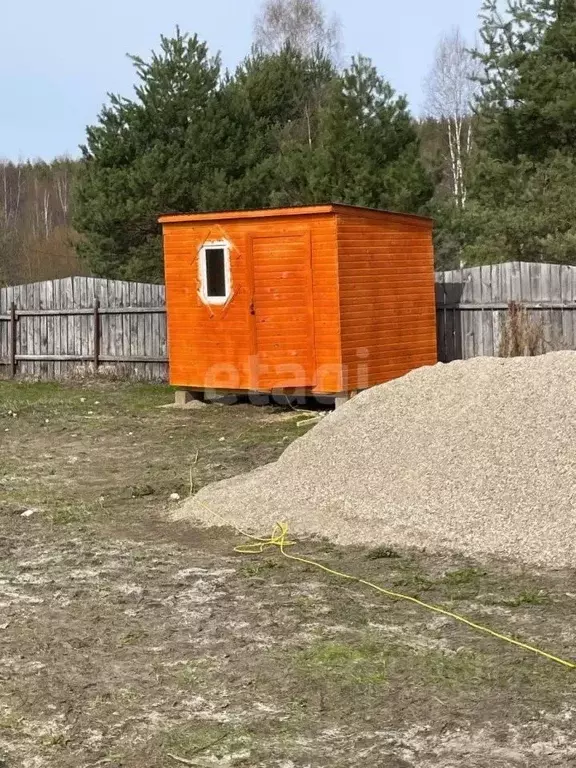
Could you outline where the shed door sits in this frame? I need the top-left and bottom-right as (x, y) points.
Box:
(249, 233), (316, 390)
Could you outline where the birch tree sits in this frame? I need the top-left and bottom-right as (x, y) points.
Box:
(1, 163), (23, 225)
(54, 161), (72, 218)
(253, 0), (342, 63)
(424, 28), (480, 209)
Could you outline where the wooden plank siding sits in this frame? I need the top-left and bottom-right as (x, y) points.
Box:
(337, 212), (437, 390)
(0, 277), (167, 381)
(250, 234), (316, 389)
(162, 213), (342, 394)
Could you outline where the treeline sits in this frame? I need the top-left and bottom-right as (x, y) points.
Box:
(0, 159), (85, 284)
(3, 0), (576, 284)
(73, 37), (432, 282)
(427, 0), (576, 268)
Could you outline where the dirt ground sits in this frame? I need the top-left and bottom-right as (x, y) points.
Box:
(1, 380), (575, 768)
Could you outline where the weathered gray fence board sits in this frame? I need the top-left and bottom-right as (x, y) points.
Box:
(572, 268), (576, 347)
(492, 264), (504, 355)
(0, 277), (167, 381)
(480, 265), (493, 356)
(436, 262), (576, 361)
(80, 277), (89, 368)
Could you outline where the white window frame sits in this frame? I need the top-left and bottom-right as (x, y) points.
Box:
(198, 240), (232, 306)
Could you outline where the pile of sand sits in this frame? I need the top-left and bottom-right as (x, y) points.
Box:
(176, 352), (576, 567)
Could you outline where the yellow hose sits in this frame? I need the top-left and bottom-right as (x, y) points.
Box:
(198, 504), (575, 670)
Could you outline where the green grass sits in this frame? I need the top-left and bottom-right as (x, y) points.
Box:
(293, 631), (569, 698)
(294, 637), (491, 692)
(296, 640), (389, 685)
(394, 647), (492, 688)
(366, 546), (401, 560)
(41, 732), (70, 748)
(0, 380), (174, 417)
(391, 571), (435, 593)
(437, 567), (488, 600)
(441, 568), (487, 586)
(0, 712), (24, 732)
(239, 559), (279, 578)
(174, 662), (205, 688)
(236, 420), (304, 447)
(161, 724), (249, 762)
(500, 589), (550, 607)
(295, 638), (491, 691)
(49, 501), (99, 525)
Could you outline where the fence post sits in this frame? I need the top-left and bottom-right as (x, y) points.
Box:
(9, 302), (17, 378)
(93, 298), (100, 370)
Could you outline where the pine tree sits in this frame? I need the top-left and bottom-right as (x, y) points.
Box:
(74, 30), (222, 281)
(459, 151), (576, 264)
(312, 56), (432, 211)
(452, 0), (576, 265)
(477, 0), (576, 160)
(221, 46), (336, 207)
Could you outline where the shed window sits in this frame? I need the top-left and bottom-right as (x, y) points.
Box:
(199, 242), (231, 304)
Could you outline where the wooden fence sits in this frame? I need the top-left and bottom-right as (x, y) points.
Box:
(2, 264), (576, 381)
(0, 277), (167, 380)
(436, 262), (576, 362)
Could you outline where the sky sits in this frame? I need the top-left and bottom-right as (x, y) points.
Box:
(0, 0), (481, 161)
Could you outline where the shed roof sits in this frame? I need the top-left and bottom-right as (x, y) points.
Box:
(158, 203), (433, 227)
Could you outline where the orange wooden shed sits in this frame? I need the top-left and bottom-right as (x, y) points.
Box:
(159, 204), (437, 402)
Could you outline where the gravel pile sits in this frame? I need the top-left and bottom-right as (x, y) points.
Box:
(177, 352), (576, 567)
